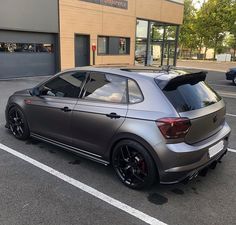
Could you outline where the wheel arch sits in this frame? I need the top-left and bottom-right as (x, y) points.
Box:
(106, 133), (163, 176)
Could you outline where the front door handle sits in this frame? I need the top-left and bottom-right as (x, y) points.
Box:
(61, 107), (72, 112)
(106, 113), (121, 119)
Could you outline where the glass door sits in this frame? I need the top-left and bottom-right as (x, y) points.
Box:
(163, 41), (176, 66)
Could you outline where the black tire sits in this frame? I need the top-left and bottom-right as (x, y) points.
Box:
(112, 140), (157, 189)
(8, 106), (30, 140)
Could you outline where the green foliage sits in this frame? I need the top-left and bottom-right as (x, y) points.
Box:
(180, 0), (236, 59)
(179, 0), (198, 50)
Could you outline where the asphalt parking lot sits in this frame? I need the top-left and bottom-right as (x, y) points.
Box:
(0, 70), (236, 225)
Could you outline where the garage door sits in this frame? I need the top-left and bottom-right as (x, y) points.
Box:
(0, 31), (57, 79)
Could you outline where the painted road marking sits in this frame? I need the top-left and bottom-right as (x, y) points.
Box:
(177, 66), (226, 73)
(208, 83), (234, 88)
(229, 148), (236, 153)
(0, 143), (166, 225)
(226, 113), (236, 118)
(217, 91), (236, 99)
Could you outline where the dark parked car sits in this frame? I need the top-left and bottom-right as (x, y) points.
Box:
(5, 67), (231, 189)
(226, 68), (236, 85)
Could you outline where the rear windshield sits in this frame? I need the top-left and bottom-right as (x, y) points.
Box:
(162, 81), (221, 112)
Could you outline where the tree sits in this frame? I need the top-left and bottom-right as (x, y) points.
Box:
(179, 0), (199, 58)
(195, 0), (236, 59)
(226, 34), (236, 59)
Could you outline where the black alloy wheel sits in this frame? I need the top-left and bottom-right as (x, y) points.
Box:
(112, 140), (157, 189)
(8, 106), (30, 140)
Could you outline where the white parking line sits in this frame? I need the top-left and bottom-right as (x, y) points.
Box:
(208, 83), (233, 88)
(226, 113), (236, 118)
(229, 148), (236, 153)
(177, 66), (225, 73)
(0, 143), (166, 225)
(217, 91), (236, 99)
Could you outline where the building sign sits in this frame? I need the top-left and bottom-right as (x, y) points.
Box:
(81, 0), (128, 9)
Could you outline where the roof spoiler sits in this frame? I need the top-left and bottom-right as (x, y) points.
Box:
(156, 71), (207, 91)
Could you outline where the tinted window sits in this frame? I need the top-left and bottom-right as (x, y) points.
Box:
(97, 36), (130, 55)
(82, 73), (127, 103)
(41, 72), (86, 98)
(163, 81), (221, 112)
(128, 79), (143, 104)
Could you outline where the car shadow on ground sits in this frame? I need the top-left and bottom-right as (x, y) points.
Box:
(1, 126), (228, 208)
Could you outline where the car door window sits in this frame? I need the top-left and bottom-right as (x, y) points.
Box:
(41, 71), (87, 98)
(82, 73), (128, 104)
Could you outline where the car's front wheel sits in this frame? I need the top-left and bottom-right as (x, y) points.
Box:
(8, 106), (30, 140)
(112, 140), (157, 189)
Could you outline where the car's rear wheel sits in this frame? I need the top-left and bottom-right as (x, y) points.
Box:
(112, 140), (157, 189)
(8, 106), (30, 140)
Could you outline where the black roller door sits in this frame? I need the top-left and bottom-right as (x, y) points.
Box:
(0, 31), (57, 79)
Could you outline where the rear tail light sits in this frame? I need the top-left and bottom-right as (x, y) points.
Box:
(156, 117), (191, 139)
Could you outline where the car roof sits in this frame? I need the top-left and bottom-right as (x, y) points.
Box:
(62, 66), (201, 82)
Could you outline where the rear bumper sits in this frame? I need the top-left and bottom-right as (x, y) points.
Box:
(158, 122), (231, 184)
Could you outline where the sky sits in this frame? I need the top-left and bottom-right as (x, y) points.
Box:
(193, 0), (206, 9)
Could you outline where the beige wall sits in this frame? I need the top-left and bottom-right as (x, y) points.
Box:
(60, 0), (184, 70)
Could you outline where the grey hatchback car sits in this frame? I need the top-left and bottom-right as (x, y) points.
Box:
(5, 67), (231, 189)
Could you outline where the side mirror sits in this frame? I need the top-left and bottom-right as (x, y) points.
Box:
(30, 87), (41, 96)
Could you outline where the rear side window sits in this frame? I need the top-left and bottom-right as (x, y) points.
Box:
(82, 73), (127, 104)
(163, 81), (221, 112)
(128, 79), (143, 104)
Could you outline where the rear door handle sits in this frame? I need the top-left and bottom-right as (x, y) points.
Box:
(61, 107), (72, 112)
(106, 113), (121, 119)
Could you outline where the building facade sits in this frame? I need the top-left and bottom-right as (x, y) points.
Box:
(0, 0), (184, 79)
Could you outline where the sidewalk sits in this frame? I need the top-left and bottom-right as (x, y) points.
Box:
(177, 60), (236, 72)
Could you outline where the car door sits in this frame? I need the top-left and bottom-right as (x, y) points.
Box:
(71, 72), (128, 156)
(26, 71), (87, 145)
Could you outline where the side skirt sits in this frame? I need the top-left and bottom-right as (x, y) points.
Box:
(31, 133), (110, 166)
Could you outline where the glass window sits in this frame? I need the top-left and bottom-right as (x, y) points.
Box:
(119, 38), (129, 54)
(82, 73), (127, 104)
(162, 82), (221, 112)
(128, 79), (143, 104)
(151, 23), (164, 42)
(165, 26), (177, 41)
(36, 44), (54, 53)
(98, 37), (108, 54)
(14, 43), (35, 53)
(0, 42), (7, 52)
(41, 72), (87, 98)
(136, 20), (148, 38)
(0, 42), (54, 53)
(98, 36), (130, 55)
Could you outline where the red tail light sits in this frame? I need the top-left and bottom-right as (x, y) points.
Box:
(156, 118), (191, 139)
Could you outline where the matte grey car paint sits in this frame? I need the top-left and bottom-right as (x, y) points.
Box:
(5, 67), (231, 184)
